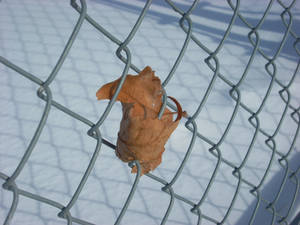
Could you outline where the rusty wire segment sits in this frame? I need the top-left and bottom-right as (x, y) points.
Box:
(0, 0), (300, 224)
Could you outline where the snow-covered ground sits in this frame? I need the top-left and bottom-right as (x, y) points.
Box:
(1, 0), (300, 224)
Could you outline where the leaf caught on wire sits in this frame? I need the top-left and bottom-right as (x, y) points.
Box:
(96, 66), (184, 175)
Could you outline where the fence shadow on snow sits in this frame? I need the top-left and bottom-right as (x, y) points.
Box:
(0, 0), (300, 224)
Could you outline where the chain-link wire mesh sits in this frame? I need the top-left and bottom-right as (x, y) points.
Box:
(0, 0), (300, 224)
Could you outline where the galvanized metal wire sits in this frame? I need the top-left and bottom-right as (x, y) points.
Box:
(0, 0), (300, 224)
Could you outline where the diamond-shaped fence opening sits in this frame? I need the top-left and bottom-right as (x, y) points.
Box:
(0, 0), (300, 224)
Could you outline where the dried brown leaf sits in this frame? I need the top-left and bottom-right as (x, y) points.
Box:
(96, 66), (183, 175)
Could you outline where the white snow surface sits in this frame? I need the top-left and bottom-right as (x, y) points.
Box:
(0, 0), (300, 225)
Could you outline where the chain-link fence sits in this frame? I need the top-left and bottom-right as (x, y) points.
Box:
(0, 0), (300, 224)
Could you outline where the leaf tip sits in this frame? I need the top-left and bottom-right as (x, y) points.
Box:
(96, 82), (115, 100)
(140, 66), (154, 77)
